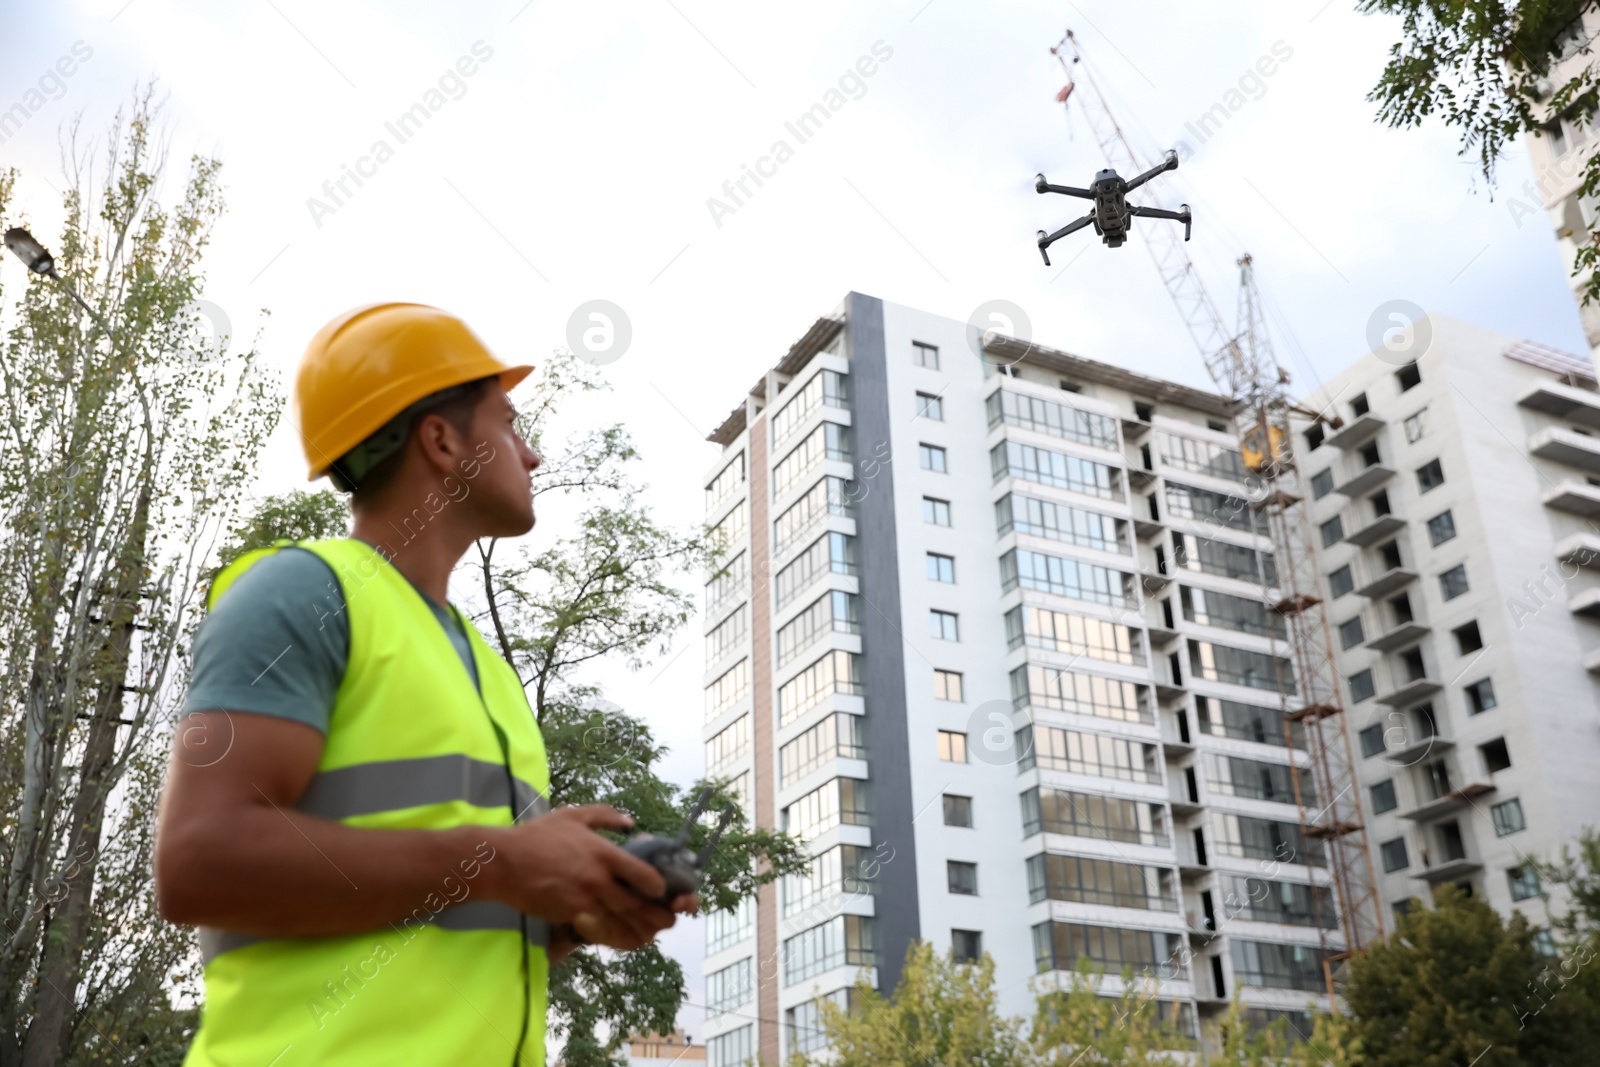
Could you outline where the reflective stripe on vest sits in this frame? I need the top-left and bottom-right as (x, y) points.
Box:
(183, 539), (552, 1067)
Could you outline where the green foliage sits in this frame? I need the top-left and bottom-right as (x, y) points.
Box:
(471, 352), (808, 1067)
(795, 942), (1027, 1067)
(1028, 961), (1183, 1065)
(1537, 826), (1600, 942)
(1362, 0), (1600, 302)
(1342, 885), (1600, 1066)
(0, 86), (279, 1063)
(216, 488), (348, 567)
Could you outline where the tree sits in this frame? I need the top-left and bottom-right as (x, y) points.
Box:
(466, 352), (810, 1067)
(0, 89), (278, 1063)
(1536, 826), (1600, 942)
(214, 488), (348, 570)
(1341, 885), (1600, 1066)
(1360, 0), (1600, 300)
(1027, 961), (1182, 1066)
(795, 941), (1026, 1067)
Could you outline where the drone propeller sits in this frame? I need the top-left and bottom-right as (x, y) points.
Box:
(696, 805), (738, 867)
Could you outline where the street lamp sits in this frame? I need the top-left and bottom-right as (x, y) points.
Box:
(4, 227), (58, 278)
(4, 226), (118, 342)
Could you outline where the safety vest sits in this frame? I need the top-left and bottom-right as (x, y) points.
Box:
(183, 538), (551, 1067)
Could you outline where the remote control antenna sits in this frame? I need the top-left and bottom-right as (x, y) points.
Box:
(697, 806), (737, 867)
(675, 785), (714, 847)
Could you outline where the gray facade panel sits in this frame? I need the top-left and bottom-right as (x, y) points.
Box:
(846, 291), (920, 992)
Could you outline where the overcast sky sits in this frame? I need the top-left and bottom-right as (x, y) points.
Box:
(2, 0), (1589, 1040)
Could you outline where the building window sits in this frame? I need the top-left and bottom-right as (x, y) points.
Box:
(1320, 516), (1344, 548)
(947, 860), (978, 895)
(1329, 565), (1354, 598)
(1311, 468), (1335, 499)
(1359, 723), (1385, 758)
(1351, 393), (1370, 417)
(1370, 779), (1398, 814)
(706, 898), (754, 955)
(1396, 363), (1422, 392)
(938, 730), (968, 763)
(951, 929), (983, 963)
(1059, 379), (1082, 393)
(1480, 738), (1512, 774)
(705, 958), (754, 1018)
(1349, 669), (1376, 704)
(927, 553), (956, 583)
(1453, 621), (1483, 655)
(923, 496), (952, 526)
(1508, 865), (1541, 902)
(707, 1026), (753, 1067)
(916, 391), (944, 421)
(912, 341), (940, 369)
(1338, 616), (1365, 650)
(1533, 930), (1559, 957)
(943, 794), (973, 827)
(1439, 564), (1469, 601)
(1427, 510), (1457, 546)
(1404, 409), (1429, 443)
(1305, 424), (1325, 451)
(1380, 837), (1410, 872)
(919, 444), (948, 472)
(934, 669), (964, 702)
(1491, 798), (1527, 837)
(929, 610), (960, 641)
(1416, 459), (1445, 492)
(1208, 419), (1228, 431)
(1466, 678), (1498, 714)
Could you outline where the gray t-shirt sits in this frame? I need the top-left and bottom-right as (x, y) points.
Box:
(183, 546), (478, 732)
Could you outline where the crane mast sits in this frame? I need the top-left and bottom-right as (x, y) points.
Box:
(1049, 29), (1385, 1003)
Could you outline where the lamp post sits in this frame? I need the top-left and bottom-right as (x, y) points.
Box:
(4, 226), (119, 344)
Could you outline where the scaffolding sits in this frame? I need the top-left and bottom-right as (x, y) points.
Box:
(1049, 29), (1386, 1001)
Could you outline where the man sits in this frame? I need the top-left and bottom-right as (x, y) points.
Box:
(156, 303), (691, 1065)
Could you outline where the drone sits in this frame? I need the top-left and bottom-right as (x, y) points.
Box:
(1034, 149), (1191, 264)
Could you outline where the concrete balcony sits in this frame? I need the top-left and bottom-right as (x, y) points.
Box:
(1400, 781), (1495, 822)
(1384, 732), (1453, 767)
(1542, 479), (1600, 517)
(1345, 514), (1407, 548)
(1133, 516), (1164, 540)
(1414, 856), (1484, 882)
(1365, 620), (1430, 652)
(1570, 587), (1600, 619)
(1586, 646), (1600, 674)
(1517, 379), (1600, 430)
(1325, 413), (1386, 450)
(1334, 464), (1395, 498)
(1529, 426), (1600, 474)
(1356, 566), (1418, 599)
(1556, 532), (1600, 570)
(1379, 676), (1443, 707)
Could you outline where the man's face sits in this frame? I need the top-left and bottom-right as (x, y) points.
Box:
(462, 383), (540, 537)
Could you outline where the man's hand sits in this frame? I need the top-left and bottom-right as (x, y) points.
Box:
(571, 891), (699, 952)
(483, 804), (682, 946)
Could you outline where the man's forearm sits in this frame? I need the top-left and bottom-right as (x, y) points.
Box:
(159, 804), (513, 937)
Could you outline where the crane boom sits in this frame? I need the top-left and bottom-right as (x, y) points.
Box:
(1049, 28), (1386, 1005)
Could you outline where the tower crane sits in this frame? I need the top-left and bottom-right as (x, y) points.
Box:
(1045, 28), (1386, 1005)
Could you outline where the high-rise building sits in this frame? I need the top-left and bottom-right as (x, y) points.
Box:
(1298, 315), (1600, 934)
(1521, 10), (1600, 358)
(698, 292), (1339, 1065)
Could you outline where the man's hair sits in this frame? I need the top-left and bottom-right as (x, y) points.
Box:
(343, 377), (492, 503)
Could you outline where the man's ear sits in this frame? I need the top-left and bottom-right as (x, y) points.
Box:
(411, 412), (469, 477)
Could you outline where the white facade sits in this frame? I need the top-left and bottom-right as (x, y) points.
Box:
(1300, 315), (1600, 931)
(698, 293), (1340, 1064)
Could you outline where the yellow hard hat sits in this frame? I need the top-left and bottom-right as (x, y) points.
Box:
(293, 303), (533, 482)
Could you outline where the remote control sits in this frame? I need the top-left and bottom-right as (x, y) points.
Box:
(621, 785), (735, 907)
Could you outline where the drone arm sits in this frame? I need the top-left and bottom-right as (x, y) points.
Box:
(1034, 174), (1094, 198)
(1037, 211), (1096, 264)
(1128, 202), (1192, 241)
(1123, 149), (1180, 193)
